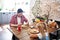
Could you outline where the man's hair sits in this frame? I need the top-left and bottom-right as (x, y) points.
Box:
(17, 8), (24, 13)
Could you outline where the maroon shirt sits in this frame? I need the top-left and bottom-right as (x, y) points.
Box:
(10, 14), (28, 24)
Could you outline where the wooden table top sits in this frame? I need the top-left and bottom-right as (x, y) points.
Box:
(11, 26), (32, 40)
(10, 22), (59, 40)
(10, 26), (57, 39)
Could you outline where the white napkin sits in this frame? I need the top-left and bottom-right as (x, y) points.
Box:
(37, 33), (42, 39)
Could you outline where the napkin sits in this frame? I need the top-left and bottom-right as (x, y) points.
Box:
(37, 33), (42, 39)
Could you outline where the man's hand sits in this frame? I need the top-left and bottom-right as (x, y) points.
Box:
(24, 22), (29, 26)
(10, 23), (22, 27)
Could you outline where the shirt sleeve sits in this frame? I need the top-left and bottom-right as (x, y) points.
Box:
(24, 16), (28, 22)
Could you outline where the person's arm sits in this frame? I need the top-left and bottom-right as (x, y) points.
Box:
(10, 23), (22, 27)
(10, 24), (18, 27)
(24, 18), (28, 23)
(24, 16), (29, 24)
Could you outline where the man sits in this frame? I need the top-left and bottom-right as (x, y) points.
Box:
(10, 8), (28, 27)
(10, 8), (28, 40)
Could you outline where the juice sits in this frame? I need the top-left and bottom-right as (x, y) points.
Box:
(17, 25), (22, 31)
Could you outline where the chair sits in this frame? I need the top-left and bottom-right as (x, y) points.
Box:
(57, 29), (60, 40)
(49, 32), (57, 40)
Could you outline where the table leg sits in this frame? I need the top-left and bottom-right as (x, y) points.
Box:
(12, 34), (19, 40)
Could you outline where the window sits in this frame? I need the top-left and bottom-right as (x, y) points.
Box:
(0, 0), (30, 12)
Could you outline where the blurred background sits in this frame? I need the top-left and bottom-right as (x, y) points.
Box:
(0, 0), (60, 24)
(0, 0), (31, 24)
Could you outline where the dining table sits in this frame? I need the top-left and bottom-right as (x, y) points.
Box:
(27, 22), (59, 38)
(10, 25), (33, 40)
(9, 22), (59, 40)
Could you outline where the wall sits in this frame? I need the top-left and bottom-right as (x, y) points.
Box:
(0, 13), (2, 24)
(31, 0), (60, 21)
